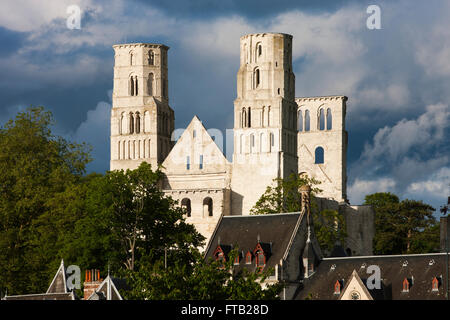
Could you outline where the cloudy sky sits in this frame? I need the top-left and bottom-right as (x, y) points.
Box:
(0, 0), (449, 212)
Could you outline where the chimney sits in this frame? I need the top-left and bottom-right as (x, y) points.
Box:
(83, 269), (102, 300)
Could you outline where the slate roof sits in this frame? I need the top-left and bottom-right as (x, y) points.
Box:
(2, 260), (78, 300)
(296, 253), (450, 300)
(204, 213), (303, 273)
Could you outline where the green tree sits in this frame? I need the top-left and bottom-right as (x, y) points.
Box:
(250, 173), (346, 255)
(0, 107), (91, 294)
(59, 162), (205, 295)
(364, 192), (439, 254)
(123, 248), (283, 300)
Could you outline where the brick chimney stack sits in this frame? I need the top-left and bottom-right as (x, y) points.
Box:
(83, 269), (102, 300)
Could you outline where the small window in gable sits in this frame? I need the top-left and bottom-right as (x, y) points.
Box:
(402, 278), (410, 292)
(234, 254), (240, 266)
(432, 277), (439, 292)
(186, 156), (190, 170)
(199, 155), (203, 169)
(245, 251), (252, 264)
(334, 280), (342, 295)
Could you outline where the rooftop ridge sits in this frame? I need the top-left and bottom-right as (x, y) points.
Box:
(323, 252), (447, 261)
(223, 212), (301, 219)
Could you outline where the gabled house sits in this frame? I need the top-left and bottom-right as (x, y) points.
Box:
(2, 260), (77, 300)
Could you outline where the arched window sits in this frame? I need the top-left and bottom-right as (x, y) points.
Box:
(260, 133), (264, 152)
(203, 197), (213, 217)
(254, 68), (260, 88)
(147, 73), (154, 96)
(298, 110), (303, 131)
(261, 106), (265, 127)
(240, 134), (243, 154)
(255, 42), (262, 62)
(315, 147), (324, 164)
(135, 112), (140, 134)
(319, 108), (325, 130)
(250, 134), (255, 153)
(129, 112), (135, 134)
(130, 52), (134, 65)
(269, 132), (274, 152)
(135, 76), (138, 95)
(120, 112), (126, 134)
(242, 108), (247, 128)
(267, 106), (271, 127)
(248, 107), (251, 127)
(304, 110), (310, 131)
(130, 76), (135, 96)
(148, 50), (154, 65)
(181, 198), (191, 217)
(256, 251), (265, 269)
(326, 108), (332, 130)
(144, 111), (150, 133)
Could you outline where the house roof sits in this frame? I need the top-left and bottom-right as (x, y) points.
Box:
(204, 213), (303, 273)
(296, 253), (449, 300)
(3, 292), (76, 300)
(87, 275), (128, 300)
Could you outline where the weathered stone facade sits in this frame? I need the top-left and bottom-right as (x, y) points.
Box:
(110, 33), (374, 254)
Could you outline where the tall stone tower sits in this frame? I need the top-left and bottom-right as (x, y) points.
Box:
(231, 33), (298, 215)
(296, 96), (348, 202)
(110, 43), (174, 171)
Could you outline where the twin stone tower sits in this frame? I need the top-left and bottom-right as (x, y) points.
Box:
(109, 33), (374, 255)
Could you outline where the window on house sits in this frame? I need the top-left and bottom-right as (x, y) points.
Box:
(334, 280), (341, 295)
(245, 251), (252, 264)
(315, 147), (324, 164)
(216, 251), (225, 269)
(256, 251), (265, 267)
(432, 277), (439, 292)
(234, 255), (240, 266)
(402, 278), (410, 292)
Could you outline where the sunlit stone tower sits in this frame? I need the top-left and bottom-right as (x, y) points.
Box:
(231, 33), (299, 215)
(110, 43), (174, 171)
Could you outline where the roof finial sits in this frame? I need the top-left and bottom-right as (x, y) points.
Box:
(257, 234), (260, 243)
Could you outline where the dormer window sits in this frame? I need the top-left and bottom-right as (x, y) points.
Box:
(402, 278), (410, 292)
(213, 246), (226, 270)
(334, 280), (341, 295)
(256, 251), (265, 268)
(245, 251), (252, 264)
(432, 277), (439, 292)
(234, 254), (240, 266)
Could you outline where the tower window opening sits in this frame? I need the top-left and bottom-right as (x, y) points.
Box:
(248, 107), (251, 127)
(148, 50), (154, 65)
(315, 147), (324, 164)
(203, 197), (213, 217)
(199, 155), (203, 169)
(129, 113), (135, 134)
(305, 110), (310, 131)
(298, 110), (303, 131)
(181, 198), (191, 217)
(319, 108), (325, 130)
(254, 68), (260, 88)
(327, 108), (332, 130)
(135, 112), (140, 134)
(186, 156), (190, 170)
